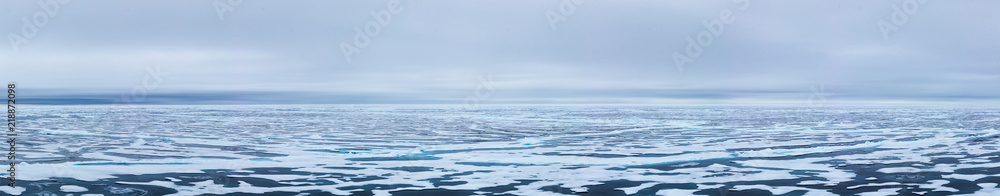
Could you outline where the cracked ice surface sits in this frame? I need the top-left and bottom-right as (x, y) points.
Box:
(7, 105), (1000, 195)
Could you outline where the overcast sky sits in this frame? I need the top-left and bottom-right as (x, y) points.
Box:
(1, 0), (998, 105)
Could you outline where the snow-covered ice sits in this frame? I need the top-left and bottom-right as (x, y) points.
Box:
(6, 104), (1000, 195)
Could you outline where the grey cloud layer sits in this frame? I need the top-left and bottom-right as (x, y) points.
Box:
(1, 0), (997, 104)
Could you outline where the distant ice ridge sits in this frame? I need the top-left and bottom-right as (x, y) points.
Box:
(8, 105), (1000, 195)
